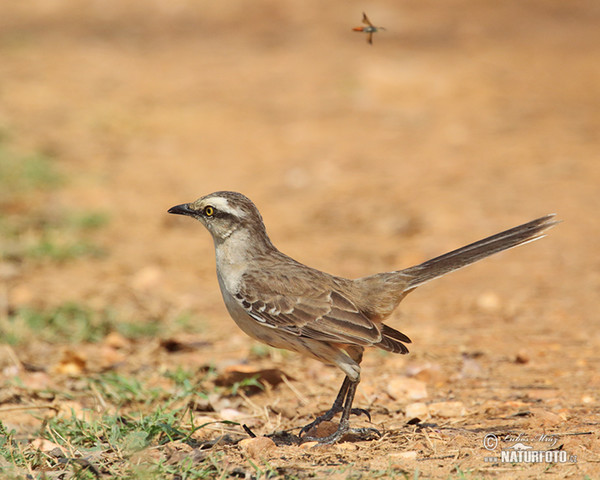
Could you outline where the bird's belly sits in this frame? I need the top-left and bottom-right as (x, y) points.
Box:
(215, 274), (362, 381)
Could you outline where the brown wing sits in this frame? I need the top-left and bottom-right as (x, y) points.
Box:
(362, 12), (373, 27)
(234, 266), (383, 346)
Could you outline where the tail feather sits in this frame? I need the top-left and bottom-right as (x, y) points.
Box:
(377, 324), (410, 354)
(401, 214), (558, 290)
(377, 324), (411, 354)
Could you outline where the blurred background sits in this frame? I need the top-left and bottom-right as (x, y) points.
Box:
(1, 0), (598, 342)
(0, 0), (599, 476)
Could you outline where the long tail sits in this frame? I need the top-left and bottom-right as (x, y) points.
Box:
(401, 214), (558, 290)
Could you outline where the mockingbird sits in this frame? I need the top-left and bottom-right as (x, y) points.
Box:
(168, 191), (557, 443)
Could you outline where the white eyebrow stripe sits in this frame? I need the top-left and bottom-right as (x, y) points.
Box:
(204, 196), (246, 217)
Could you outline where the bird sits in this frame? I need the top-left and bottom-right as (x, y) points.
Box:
(168, 191), (557, 444)
(353, 12), (385, 44)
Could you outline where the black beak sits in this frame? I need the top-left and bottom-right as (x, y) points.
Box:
(168, 203), (195, 216)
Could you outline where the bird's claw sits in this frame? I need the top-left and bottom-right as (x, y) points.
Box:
(301, 425), (381, 445)
(350, 407), (371, 422)
(299, 407), (372, 437)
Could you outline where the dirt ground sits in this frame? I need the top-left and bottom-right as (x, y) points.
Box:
(1, 0), (599, 478)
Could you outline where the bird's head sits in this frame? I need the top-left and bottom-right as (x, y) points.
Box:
(168, 191), (271, 246)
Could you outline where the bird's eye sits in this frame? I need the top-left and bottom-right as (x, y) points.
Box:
(203, 206), (215, 217)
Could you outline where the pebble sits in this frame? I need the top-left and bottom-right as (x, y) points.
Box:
(386, 378), (428, 400)
(428, 401), (466, 418)
(407, 363), (446, 384)
(218, 408), (245, 421)
(405, 402), (429, 419)
(238, 437), (276, 459)
(337, 443), (358, 452)
(389, 451), (418, 461)
(531, 408), (564, 426)
(475, 291), (501, 313)
(515, 350), (530, 364)
(299, 441), (319, 450)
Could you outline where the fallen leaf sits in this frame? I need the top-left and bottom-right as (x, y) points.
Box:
(0, 387), (20, 404)
(52, 349), (86, 376)
(160, 336), (211, 352)
(99, 345), (127, 368)
(103, 331), (130, 350)
(30, 438), (67, 459)
(214, 365), (290, 391)
(30, 438), (62, 454)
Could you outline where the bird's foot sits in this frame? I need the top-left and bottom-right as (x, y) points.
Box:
(301, 421), (381, 445)
(349, 408), (372, 422)
(299, 408), (371, 437)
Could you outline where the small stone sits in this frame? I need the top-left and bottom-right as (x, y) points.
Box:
(515, 351), (530, 364)
(99, 345), (127, 368)
(238, 437), (276, 459)
(389, 450), (418, 461)
(336, 442), (358, 451)
(386, 378), (427, 400)
(531, 408), (564, 426)
(218, 408), (245, 421)
(299, 441), (319, 450)
(459, 356), (484, 379)
(52, 349), (86, 376)
(190, 398), (214, 412)
(104, 331), (129, 349)
(428, 401), (466, 418)
(407, 363), (445, 384)
(405, 402), (429, 419)
(475, 291), (501, 313)
(191, 415), (216, 427)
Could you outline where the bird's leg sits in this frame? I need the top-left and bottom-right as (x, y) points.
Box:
(299, 376), (371, 437)
(299, 376), (350, 436)
(301, 378), (380, 444)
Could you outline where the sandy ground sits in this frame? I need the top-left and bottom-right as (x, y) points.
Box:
(1, 0), (599, 478)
